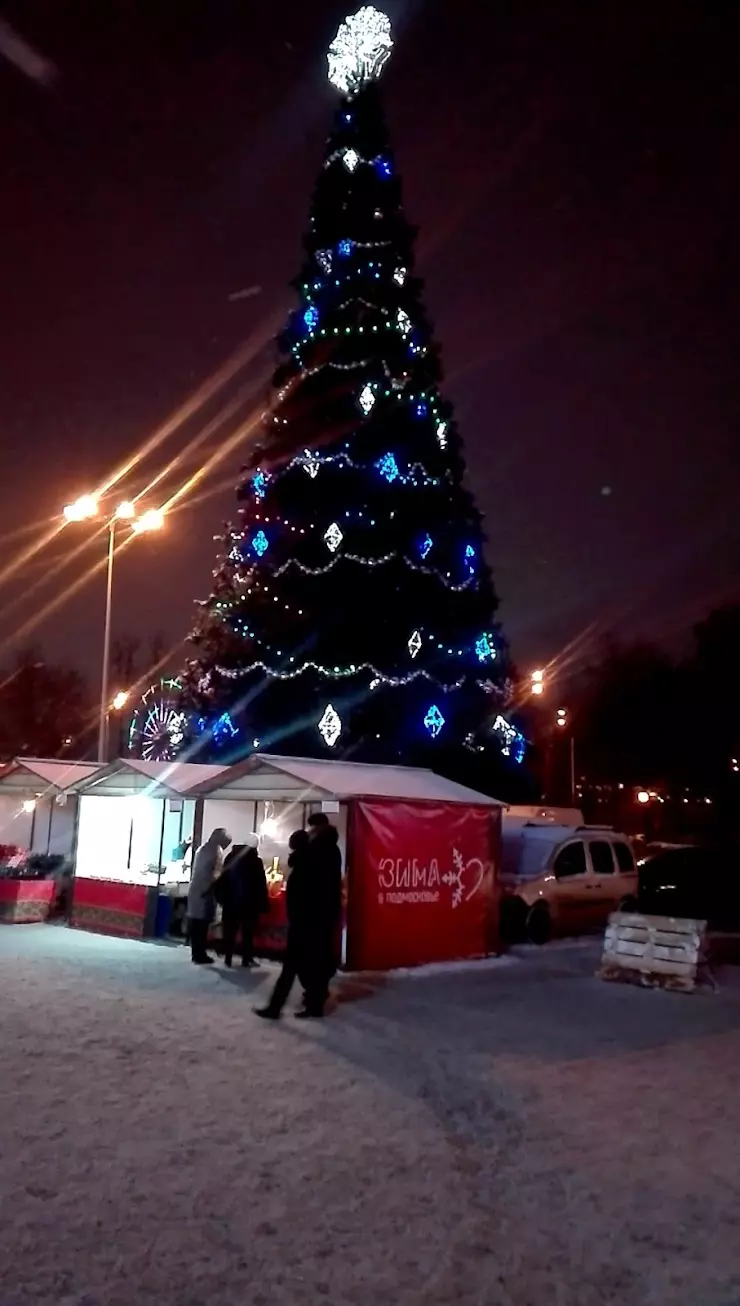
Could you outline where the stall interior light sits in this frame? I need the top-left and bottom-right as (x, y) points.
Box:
(22, 799), (36, 814)
(260, 818), (278, 838)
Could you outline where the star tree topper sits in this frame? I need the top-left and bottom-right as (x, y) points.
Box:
(327, 6), (393, 97)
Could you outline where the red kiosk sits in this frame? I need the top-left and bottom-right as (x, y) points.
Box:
(194, 755), (503, 970)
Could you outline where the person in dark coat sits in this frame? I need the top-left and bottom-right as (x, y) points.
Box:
(255, 814), (342, 1020)
(218, 832), (269, 968)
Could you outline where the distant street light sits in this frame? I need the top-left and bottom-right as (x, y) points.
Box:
(62, 495), (166, 761)
(111, 690), (129, 712)
(530, 669), (545, 696)
(636, 790), (651, 804)
(555, 707), (575, 802)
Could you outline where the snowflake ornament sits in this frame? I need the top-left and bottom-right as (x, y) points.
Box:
(442, 849), (465, 908)
(327, 7), (394, 97)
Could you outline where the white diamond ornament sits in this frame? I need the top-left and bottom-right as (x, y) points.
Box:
(319, 704), (342, 748)
(324, 522), (343, 552)
(358, 383), (375, 414)
(327, 7), (393, 96)
(343, 148), (359, 172)
(408, 630), (422, 659)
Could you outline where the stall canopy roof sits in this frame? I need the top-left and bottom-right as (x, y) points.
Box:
(0, 757), (102, 793)
(69, 758), (229, 799)
(191, 754), (503, 806)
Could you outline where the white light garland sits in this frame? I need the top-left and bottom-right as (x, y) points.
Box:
(213, 658), (467, 693)
(237, 542), (478, 593)
(327, 7), (393, 96)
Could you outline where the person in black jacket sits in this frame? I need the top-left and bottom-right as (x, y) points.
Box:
(218, 832), (269, 968)
(255, 814), (342, 1020)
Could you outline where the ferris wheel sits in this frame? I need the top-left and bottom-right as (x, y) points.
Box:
(128, 678), (189, 762)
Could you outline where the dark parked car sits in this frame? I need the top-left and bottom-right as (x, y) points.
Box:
(637, 846), (740, 930)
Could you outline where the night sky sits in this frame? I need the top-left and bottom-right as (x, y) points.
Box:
(2, 1), (739, 694)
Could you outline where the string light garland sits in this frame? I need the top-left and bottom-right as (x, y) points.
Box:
(212, 657), (468, 693)
(266, 549), (479, 593)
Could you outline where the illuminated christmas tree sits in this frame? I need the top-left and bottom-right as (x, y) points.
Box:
(184, 7), (509, 764)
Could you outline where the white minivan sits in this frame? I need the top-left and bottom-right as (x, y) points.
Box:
(500, 808), (639, 944)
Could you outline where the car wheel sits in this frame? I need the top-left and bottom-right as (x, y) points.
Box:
(619, 896), (639, 914)
(526, 902), (552, 945)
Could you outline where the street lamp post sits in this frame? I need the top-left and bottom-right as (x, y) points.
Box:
(62, 495), (164, 762)
(556, 707), (576, 804)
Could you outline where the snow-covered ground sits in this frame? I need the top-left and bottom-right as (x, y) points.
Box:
(2, 926), (740, 1306)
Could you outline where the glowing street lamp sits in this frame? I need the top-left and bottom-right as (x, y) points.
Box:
(531, 669), (545, 696)
(63, 494), (99, 523)
(556, 707), (568, 728)
(62, 496), (167, 760)
(111, 690), (129, 712)
(636, 790), (651, 805)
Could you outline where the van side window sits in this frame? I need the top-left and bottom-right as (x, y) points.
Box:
(613, 842), (635, 872)
(553, 842), (587, 879)
(590, 841), (616, 875)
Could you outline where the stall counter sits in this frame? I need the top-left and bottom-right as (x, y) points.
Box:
(70, 877), (158, 939)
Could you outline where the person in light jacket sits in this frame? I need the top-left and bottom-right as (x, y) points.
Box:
(187, 827), (231, 965)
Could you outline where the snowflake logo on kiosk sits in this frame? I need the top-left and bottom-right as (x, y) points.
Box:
(327, 7), (394, 97)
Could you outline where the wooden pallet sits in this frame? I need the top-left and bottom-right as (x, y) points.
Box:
(598, 911), (707, 992)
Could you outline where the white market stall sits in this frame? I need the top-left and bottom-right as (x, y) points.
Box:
(191, 754), (504, 969)
(0, 758), (100, 922)
(67, 758), (227, 938)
